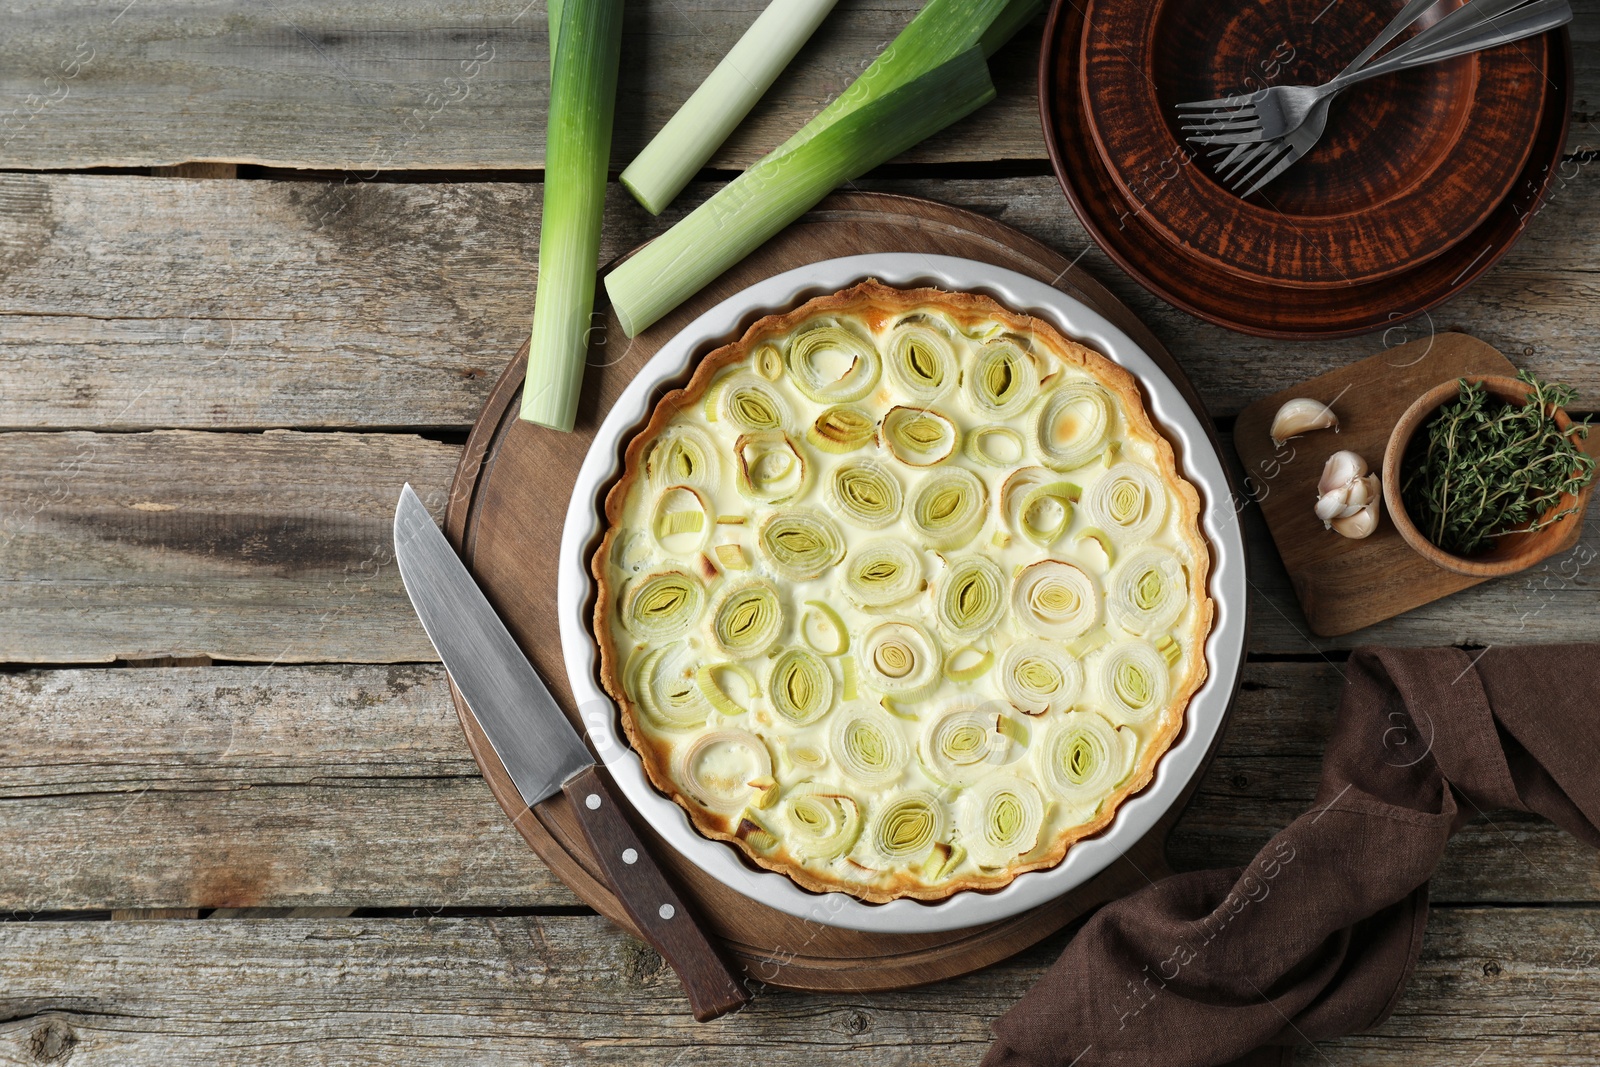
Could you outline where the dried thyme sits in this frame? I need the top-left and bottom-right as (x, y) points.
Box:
(1400, 371), (1595, 556)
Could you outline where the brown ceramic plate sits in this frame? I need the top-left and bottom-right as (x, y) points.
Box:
(1080, 0), (1549, 289)
(1041, 0), (1572, 337)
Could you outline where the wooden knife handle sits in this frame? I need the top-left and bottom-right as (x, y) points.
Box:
(560, 764), (751, 1021)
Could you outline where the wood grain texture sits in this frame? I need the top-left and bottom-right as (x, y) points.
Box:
(0, 0), (1045, 171)
(0, 429), (456, 663)
(0, 908), (1595, 1065)
(4, 663), (1593, 912)
(0, 664), (579, 911)
(2, 172), (1597, 433)
(1, 427), (1594, 664)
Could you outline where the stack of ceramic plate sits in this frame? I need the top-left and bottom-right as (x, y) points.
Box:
(1040, 0), (1572, 338)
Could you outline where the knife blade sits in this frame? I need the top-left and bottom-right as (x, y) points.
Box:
(393, 484), (750, 1021)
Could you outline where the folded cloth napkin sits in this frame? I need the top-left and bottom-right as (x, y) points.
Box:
(983, 644), (1600, 1067)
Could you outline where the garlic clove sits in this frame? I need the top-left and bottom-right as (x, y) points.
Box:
(1331, 498), (1380, 539)
(1315, 484), (1352, 525)
(1271, 398), (1339, 446)
(1317, 450), (1368, 496)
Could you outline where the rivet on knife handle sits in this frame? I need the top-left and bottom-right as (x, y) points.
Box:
(561, 763), (752, 1021)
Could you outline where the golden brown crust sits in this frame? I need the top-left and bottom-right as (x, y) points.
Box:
(591, 280), (1215, 903)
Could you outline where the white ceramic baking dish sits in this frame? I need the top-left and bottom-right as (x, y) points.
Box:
(558, 254), (1246, 933)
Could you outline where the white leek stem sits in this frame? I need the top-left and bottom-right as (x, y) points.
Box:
(621, 0), (841, 215)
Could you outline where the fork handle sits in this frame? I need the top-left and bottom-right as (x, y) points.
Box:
(1343, 0), (1449, 74)
(1328, 0), (1570, 90)
(1386, 0), (1547, 58)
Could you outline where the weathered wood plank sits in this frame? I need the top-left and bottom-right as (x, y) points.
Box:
(3, 170), (1597, 433)
(0, 429), (456, 664)
(2, 0), (1594, 172)
(2, 427), (1595, 660)
(0, 665), (577, 911)
(0, 0), (1046, 171)
(0, 908), (1593, 1065)
(2, 663), (1592, 910)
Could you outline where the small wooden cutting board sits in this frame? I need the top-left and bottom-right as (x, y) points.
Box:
(1234, 332), (1594, 636)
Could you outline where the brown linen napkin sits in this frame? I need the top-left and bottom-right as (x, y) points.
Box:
(983, 644), (1600, 1067)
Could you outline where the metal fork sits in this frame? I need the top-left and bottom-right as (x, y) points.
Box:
(1180, 0), (1573, 196)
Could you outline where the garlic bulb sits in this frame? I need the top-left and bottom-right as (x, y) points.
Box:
(1270, 398), (1339, 445)
(1315, 450), (1380, 539)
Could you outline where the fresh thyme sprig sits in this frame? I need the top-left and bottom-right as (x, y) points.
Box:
(1401, 371), (1595, 557)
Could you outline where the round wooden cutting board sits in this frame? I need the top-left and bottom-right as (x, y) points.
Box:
(443, 191), (1242, 993)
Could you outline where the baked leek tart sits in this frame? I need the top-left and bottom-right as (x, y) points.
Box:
(593, 281), (1212, 902)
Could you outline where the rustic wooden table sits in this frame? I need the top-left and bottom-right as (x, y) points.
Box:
(2, 2), (1597, 1064)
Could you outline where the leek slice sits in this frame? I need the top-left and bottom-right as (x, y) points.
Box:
(618, 0), (841, 214)
(1084, 463), (1167, 543)
(675, 729), (773, 814)
(633, 645), (713, 730)
(604, 46), (997, 336)
(1002, 466), (1078, 548)
(859, 620), (941, 700)
(907, 467), (988, 550)
(935, 555), (1006, 639)
(1106, 546), (1187, 637)
(828, 460), (904, 530)
(621, 569), (705, 641)
(786, 321), (882, 404)
(712, 372), (791, 431)
(522, 0), (626, 431)
(801, 599), (849, 656)
(695, 662), (760, 717)
(885, 320), (958, 403)
(758, 508), (845, 581)
(768, 647), (835, 726)
(943, 645), (995, 683)
(808, 405), (878, 454)
(999, 638), (1083, 715)
(965, 339), (1040, 419)
(734, 431), (810, 505)
(644, 424), (721, 492)
(708, 580), (784, 660)
(1093, 639), (1171, 724)
(714, 543), (750, 571)
(1034, 381), (1114, 471)
(965, 425), (1025, 468)
(863, 791), (945, 864)
(1033, 709), (1133, 806)
(651, 485), (711, 555)
(918, 705), (1010, 786)
(844, 539), (923, 611)
(754, 343), (784, 380)
(883, 405), (960, 467)
(961, 774), (1044, 868)
(781, 783), (863, 861)
(830, 706), (909, 786)
(1012, 559), (1100, 640)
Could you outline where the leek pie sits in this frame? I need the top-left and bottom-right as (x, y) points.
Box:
(593, 281), (1213, 902)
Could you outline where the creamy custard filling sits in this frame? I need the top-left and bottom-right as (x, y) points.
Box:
(596, 284), (1211, 902)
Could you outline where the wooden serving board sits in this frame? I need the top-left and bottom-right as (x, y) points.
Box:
(442, 192), (1244, 993)
(1234, 333), (1598, 637)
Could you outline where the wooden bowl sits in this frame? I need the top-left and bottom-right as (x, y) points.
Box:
(1038, 0), (1574, 337)
(1382, 375), (1595, 577)
(1079, 0), (1547, 289)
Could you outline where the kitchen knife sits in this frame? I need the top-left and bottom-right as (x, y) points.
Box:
(393, 484), (751, 1021)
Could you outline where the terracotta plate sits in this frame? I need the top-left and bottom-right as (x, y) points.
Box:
(1081, 0), (1549, 289)
(1041, 0), (1572, 337)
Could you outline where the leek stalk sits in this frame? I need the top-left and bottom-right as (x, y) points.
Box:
(605, 46), (995, 336)
(522, 0), (625, 431)
(620, 0), (842, 214)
